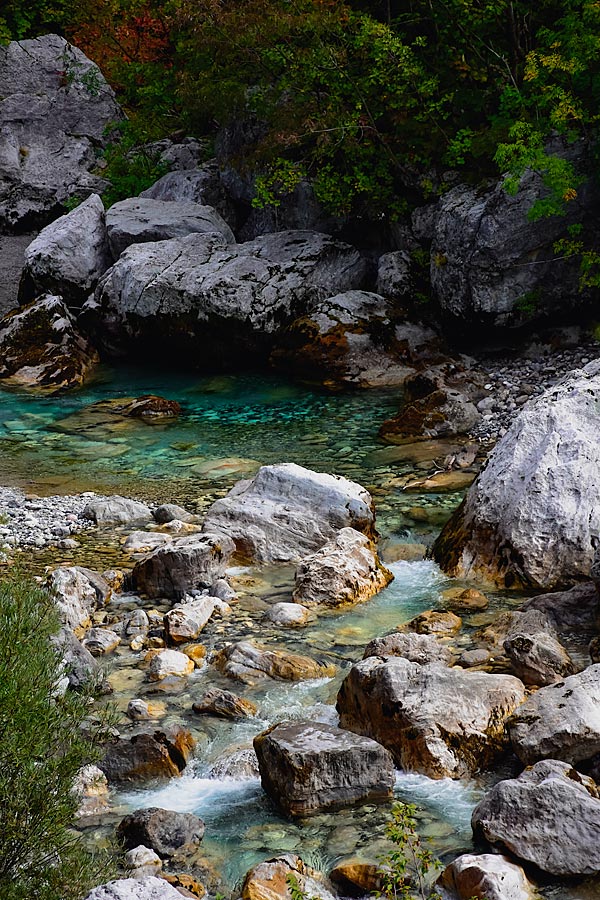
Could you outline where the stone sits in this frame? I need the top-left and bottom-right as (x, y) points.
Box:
(202, 463), (375, 564)
(84, 877), (184, 900)
(254, 721), (394, 817)
(82, 627), (120, 655)
(105, 197), (235, 258)
(402, 471), (476, 493)
(273, 290), (440, 388)
(127, 699), (165, 721)
(124, 846), (162, 875)
(292, 528), (393, 609)
(83, 496), (152, 525)
(19, 194), (111, 306)
(266, 602), (311, 627)
(52, 626), (104, 692)
(380, 388), (479, 441)
(330, 860), (383, 895)
(214, 641), (336, 684)
(242, 855), (336, 900)
(362, 632), (454, 666)
(503, 627), (574, 687)
(404, 609), (462, 636)
(471, 759), (600, 876)
(430, 142), (598, 331)
(99, 728), (195, 783)
(0, 294), (99, 391)
(192, 688), (257, 719)
(83, 230), (366, 364)
(117, 807), (205, 858)
(442, 588), (489, 612)
(209, 748), (260, 779)
(439, 853), (536, 900)
(376, 250), (413, 302)
(47, 566), (106, 635)
(458, 649), (491, 668)
(508, 665), (600, 766)
(147, 649), (195, 681)
(337, 656), (525, 779)
(72, 764), (110, 818)
(124, 531), (172, 554)
(112, 396), (182, 420)
(434, 362), (600, 589)
(164, 596), (230, 642)
(0, 35), (122, 231)
(140, 162), (237, 227)
(133, 534), (235, 600)
(154, 504), (196, 524)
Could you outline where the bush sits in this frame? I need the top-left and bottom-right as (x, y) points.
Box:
(0, 576), (114, 900)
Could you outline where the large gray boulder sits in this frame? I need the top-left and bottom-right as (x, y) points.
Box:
(0, 35), (122, 231)
(82, 230), (366, 362)
(434, 362), (600, 589)
(254, 721), (395, 816)
(213, 640), (336, 684)
(19, 194), (111, 306)
(509, 664), (600, 766)
(46, 566), (109, 635)
(84, 877), (183, 900)
(140, 162), (237, 227)
(202, 463), (375, 564)
(430, 141), (597, 330)
(132, 533), (235, 599)
(471, 759), (600, 876)
(439, 853), (537, 900)
(292, 527), (393, 608)
(362, 632), (454, 665)
(0, 294), (99, 390)
(105, 197), (235, 258)
(337, 656), (525, 779)
(117, 807), (205, 858)
(82, 496), (152, 525)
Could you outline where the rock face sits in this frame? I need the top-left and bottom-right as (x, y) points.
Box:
(336, 656), (525, 779)
(214, 641), (336, 684)
(434, 363), (600, 589)
(83, 230), (366, 363)
(0, 294), (99, 390)
(272, 290), (440, 388)
(471, 759), (600, 876)
(117, 807), (205, 858)
(254, 721), (395, 816)
(105, 197), (235, 257)
(84, 877), (183, 900)
(202, 464), (375, 564)
(430, 143), (597, 331)
(132, 534), (235, 599)
(99, 728), (195, 783)
(508, 665), (600, 766)
(439, 853), (536, 900)
(19, 194), (111, 305)
(0, 35), (122, 231)
(292, 528), (393, 609)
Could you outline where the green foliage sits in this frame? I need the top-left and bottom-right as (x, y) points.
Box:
(0, 576), (114, 900)
(100, 121), (170, 207)
(375, 802), (442, 900)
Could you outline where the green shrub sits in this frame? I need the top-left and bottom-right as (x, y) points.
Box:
(0, 576), (114, 900)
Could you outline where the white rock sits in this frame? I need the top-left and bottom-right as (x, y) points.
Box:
(84, 876), (182, 900)
(440, 853), (537, 900)
(147, 649), (194, 681)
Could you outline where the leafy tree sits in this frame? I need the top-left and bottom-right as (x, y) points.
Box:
(0, 576), (114, 900)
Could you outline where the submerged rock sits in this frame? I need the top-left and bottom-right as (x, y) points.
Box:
(117, 807), (205, 858)
(471, 759), (600, 876)
(132, 533), (235, 600)
(337, 656), (525, 779)
(254, 721), (395, 816)
(292, 528), (393, 609)
(434, 362), (600, 589)
(19, 194), (111, 306)
(0, 294), (99, 390)
(214, 640), (336, 684)
(202, 463), (375, 564)
(105, 197), (235, 258)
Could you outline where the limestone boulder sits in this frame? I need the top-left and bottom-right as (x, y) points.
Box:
(105, 197), (235, 258)
(362, 632), (454, 666)
(99, 727), (195, 784)
(117, 807), (205, 858)
(0, 294), (99, 390)
(147, 649), (195, 681)
(164, 596), (230, 642)
(140, 162), (237, 227)
(471, 759), (600, 875)
(47, 566), (108, 635)
(242, 855), (337, 900)
(508, 665), (600, 766)
(292, 528), (393, 609)
(266, 603), (311, 627)
(202, 463), (375, 564)
(0, 35), (122, 231)
(434, 362), (600, 589)
(254, 721), (395, 816)
(337, 656), (525, 779)
(72, 764), (110, 819)
(192, 688), (257, 719)
(439, 853), (537, 900)
(132, 533), (235, 600)
(83, 495), (152, 525)
(214, 641), (335, 684)
(503, 626), (574, 687)
(84, 877), (183, 900)
(52, 626), (104, 692)
(82, 627), (120, 656)
(19, 194), (111, 306)
(83, 230), (366, 363)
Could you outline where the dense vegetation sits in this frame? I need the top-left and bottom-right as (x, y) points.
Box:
(1, 1), (598, 220)
(0, 576), (113, 900)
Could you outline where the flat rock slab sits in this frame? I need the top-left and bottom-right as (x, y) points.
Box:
(471, 759), (600, 876)
(337, 656), (525, 779)
(203, 463), (375, 564)
(254, 721), (395, 816)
